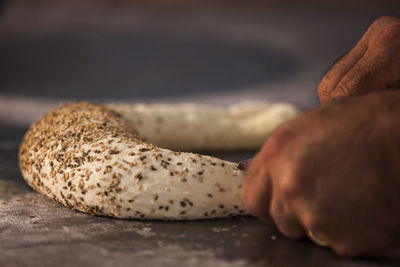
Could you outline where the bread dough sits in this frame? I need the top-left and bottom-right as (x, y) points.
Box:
(107, 101), (299, 151)
(19, 102), (298, 220)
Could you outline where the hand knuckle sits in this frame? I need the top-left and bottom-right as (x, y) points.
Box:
(261, 134), (281, 158)
(372, 19), (400, 44)
(378, 25), (400, 43)
(372, 16), (399, 29)
(263, 124), (292, 155)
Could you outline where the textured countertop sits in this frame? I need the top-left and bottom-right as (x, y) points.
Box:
(1, 1), (399, 266)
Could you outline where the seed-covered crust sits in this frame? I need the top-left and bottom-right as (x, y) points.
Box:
(19, 102), (247, 219)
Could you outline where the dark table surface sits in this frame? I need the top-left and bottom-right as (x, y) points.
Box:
(1, 1), (400, 266)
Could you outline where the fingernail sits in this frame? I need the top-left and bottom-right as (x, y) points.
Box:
(237, 159), (252, 171)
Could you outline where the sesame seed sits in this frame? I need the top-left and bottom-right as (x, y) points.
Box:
(135, 173), (143, 180)
(109, 149), (120, 155)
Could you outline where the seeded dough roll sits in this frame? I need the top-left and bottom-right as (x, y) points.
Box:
(19, 101), (298, 220)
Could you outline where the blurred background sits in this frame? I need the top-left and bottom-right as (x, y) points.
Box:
(0, 0), (399, 125)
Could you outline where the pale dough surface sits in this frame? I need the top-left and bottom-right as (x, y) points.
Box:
(107, 101), (299, 151)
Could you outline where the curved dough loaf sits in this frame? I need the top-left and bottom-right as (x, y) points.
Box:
(19, 102), (298, 220)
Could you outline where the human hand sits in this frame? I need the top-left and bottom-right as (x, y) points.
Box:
(241, 91), (400, 258)
(318, 16), (400, 104)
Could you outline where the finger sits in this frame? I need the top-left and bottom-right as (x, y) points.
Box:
(318, 49), (365, 104)
(331, 42), (400, 100)
(318, 33), (369, 103)
(241, 125), (294, 224)
(241, 152), (273, 223)
(269, 188), (305, 239)
(318, 17), (397, 103)
(332, 18), (400, 99)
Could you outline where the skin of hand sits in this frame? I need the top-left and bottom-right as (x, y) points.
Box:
(241, 90), (400, 258)
(318, 16), (400, 103)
